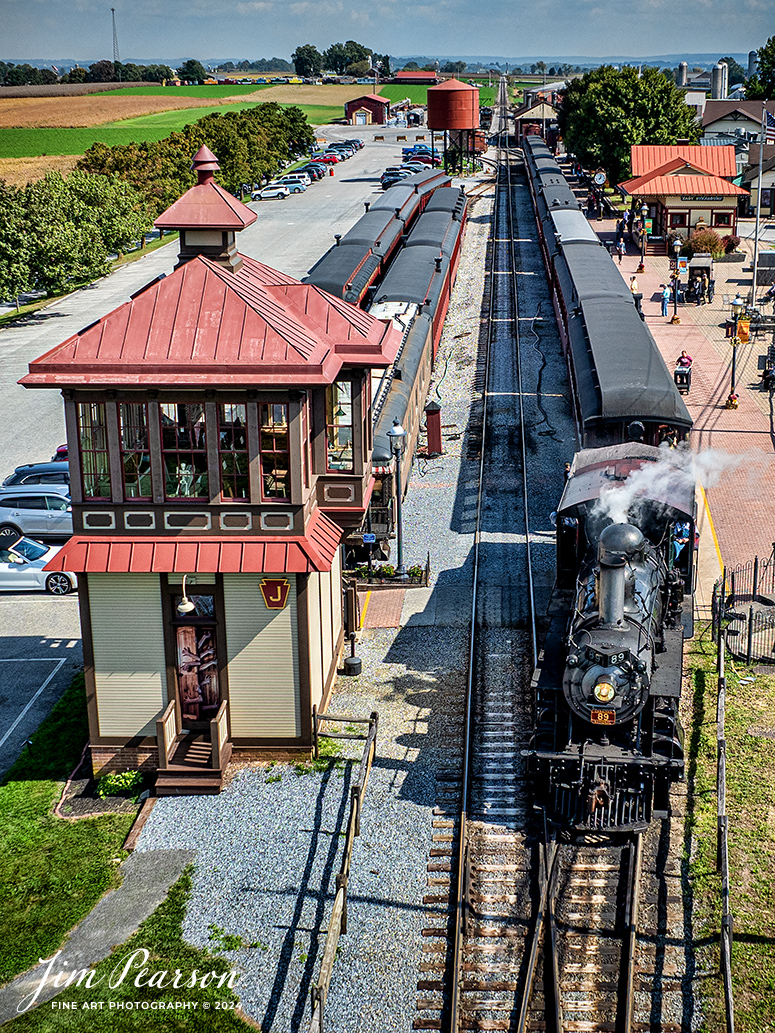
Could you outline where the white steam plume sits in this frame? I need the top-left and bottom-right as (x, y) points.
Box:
(592, 445), (744, 525)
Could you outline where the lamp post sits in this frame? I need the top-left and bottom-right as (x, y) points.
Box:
(386, 418), (408, 580)
(637, 201), (648, 273)
(671, 238), (682, 325)
(729, 294), (745, 397)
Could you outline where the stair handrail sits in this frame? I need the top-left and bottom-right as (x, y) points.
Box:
(156, 700), (180, 770)
(210, 701), (229, 769)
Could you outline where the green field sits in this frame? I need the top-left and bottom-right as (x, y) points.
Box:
(0, 104), (343, 158)
(377, 84), (496, 107)
(93, 84), (274, 98)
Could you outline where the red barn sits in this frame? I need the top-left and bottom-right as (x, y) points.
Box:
(344, 94), (390, 125)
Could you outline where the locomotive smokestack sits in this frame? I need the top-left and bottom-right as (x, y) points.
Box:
(598, 523), (645, 627)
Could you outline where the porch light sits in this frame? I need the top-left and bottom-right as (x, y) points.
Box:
(177, 574), (196, 614)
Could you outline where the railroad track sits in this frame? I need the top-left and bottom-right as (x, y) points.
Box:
(415, 83), (690, 1032)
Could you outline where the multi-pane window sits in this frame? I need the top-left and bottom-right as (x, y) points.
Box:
(77, 402), (111, 498)
(160, 403), (208, 499)
(326, 380), (354, 472)
(218, 404), (249, 500)
(300, 396), (310, 489)
(259, 404), (290, 500)
(118, 403), (151, 499)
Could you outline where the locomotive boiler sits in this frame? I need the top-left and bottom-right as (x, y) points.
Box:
(527, 444), (695, 831)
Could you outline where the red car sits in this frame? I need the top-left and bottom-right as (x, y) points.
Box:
(310, 153), (339, 164)
(408, 154), (442, 166)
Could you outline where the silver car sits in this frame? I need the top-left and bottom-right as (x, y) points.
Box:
(0, 488), (72, 540)
(0, 536), (77, 595)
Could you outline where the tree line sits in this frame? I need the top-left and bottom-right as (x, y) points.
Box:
(290, 41), (390, 79)
(0, 103), (314, 305)
(0, 60), (174, 86)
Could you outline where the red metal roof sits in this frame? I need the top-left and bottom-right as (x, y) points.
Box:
(44, 510), (343, 575)
(630, 145), (736, 178)
(155, 146), (257, 231)
(394, 71), (439, 80)
(619, 171), (748, 197)
(346, 94), (390, 105)
(21, 255), (401, 389)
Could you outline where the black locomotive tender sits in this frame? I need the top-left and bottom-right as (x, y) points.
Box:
(522, 136), (697, 831)
(304, 168), (467, 560)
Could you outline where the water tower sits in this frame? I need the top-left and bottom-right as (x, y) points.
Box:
(427, 78), (480, 174)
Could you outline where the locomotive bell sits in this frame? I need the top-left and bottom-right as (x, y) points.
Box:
(598, 523), (645, 627)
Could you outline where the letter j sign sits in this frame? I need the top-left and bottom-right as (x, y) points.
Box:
(260, 578), (291, 609)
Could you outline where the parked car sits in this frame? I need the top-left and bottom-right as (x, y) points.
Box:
(0, 488), (73, 540)
(0, 535), (77, 595)
(52, 444), (68, 462)
(280, 173), (311, 187)
(279, 177), (307, 193)
(299, 164), (325, 180)
(309, 153), (338, 165)
(381, 169), (413, 189)
(327, 144), (355, 157)
(3, 461), (70, 488)
(344, 138), (364, 149)
(404, 153), (441, 166)
(252, 183), (291, 200)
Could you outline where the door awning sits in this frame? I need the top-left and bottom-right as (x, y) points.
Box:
(44, 510), (343, 575)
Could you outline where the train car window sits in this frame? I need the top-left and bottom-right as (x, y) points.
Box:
(326, 380), (354, 473)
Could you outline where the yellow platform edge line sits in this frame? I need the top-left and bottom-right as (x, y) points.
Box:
(359, 590), (372, 629)
(699, 483), (724, 571)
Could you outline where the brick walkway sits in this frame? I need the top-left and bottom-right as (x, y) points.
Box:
(597, 216), (775, 573)
(357, 588), (406, 629)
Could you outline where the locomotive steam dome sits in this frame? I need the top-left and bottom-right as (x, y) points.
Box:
(427, 78), (480, 131)
(598, 522), (646, 565)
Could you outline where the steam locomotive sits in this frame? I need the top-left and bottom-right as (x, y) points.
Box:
(521, 136), (696, 831)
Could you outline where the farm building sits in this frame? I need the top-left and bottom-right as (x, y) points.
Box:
(343, 94), (390, 125)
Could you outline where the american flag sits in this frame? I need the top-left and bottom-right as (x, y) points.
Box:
(766, 109), (775, 145)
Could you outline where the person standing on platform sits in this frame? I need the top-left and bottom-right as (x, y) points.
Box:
(661, 284), (671, 317)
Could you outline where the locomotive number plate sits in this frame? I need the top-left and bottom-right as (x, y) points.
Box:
(590, 709), (616, 726)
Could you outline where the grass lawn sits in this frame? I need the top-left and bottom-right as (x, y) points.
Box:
(6, 869), (253, 1032)
(685, 628), (775, 1031)
(0, 104), (342, 158)
(0, 674), (134, 986)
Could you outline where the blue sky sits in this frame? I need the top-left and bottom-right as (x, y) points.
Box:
(2, 0), (771, 64)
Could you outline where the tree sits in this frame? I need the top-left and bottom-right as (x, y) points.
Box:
(442, 61), (467, 75)
(347, 59), (372, 77)
(557, 65), (700, 184)
(291, 44), (322, 78)
(177, 59), (207, 84)
(144, 64), (174, 83)
(0, 183), (31, 308)
(6, 64), (43, 86)
(61, 66), (87, 84)
(746, 36), (775, 99)
(719, 56), (746, 85)
(85, 60), (116, 83)
(402, 61), (420, 71)
(323, 43), (349, 75)
(372, 54), (391, 77)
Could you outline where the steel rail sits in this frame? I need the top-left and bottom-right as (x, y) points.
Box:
(619, 832), (644, 1033)
(448, 75), (517, 1033)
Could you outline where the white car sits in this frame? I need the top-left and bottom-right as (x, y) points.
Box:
(0, 536), (77, 595)
(252, 183), (291, 200)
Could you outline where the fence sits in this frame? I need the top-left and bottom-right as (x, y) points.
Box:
(716, 617), (736, 1033)
(712, 551), (775, 662)
(308, 708), (378, 1033)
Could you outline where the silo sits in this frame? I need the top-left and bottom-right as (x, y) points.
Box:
(678, 61), (688, 87)
(711, 63), (724, 99)
(720, 61), (728, 97)
(748, 50), (759, 77)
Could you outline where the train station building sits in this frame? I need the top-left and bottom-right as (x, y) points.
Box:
(619, 144), (748, 240)
(21, 147), (401, 791)
(343, 94), (390, 125)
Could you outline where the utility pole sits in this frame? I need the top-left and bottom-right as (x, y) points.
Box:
(111, 8), (121, 81)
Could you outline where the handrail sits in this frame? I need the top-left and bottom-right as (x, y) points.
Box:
(716, 623), (736, 1033)
(308, 710), (378, 1033)
(210, 701), (229, 770)
(155, 701), (179, 769)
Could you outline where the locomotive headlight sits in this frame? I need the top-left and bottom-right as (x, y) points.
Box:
(593, 680), (616, 704)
